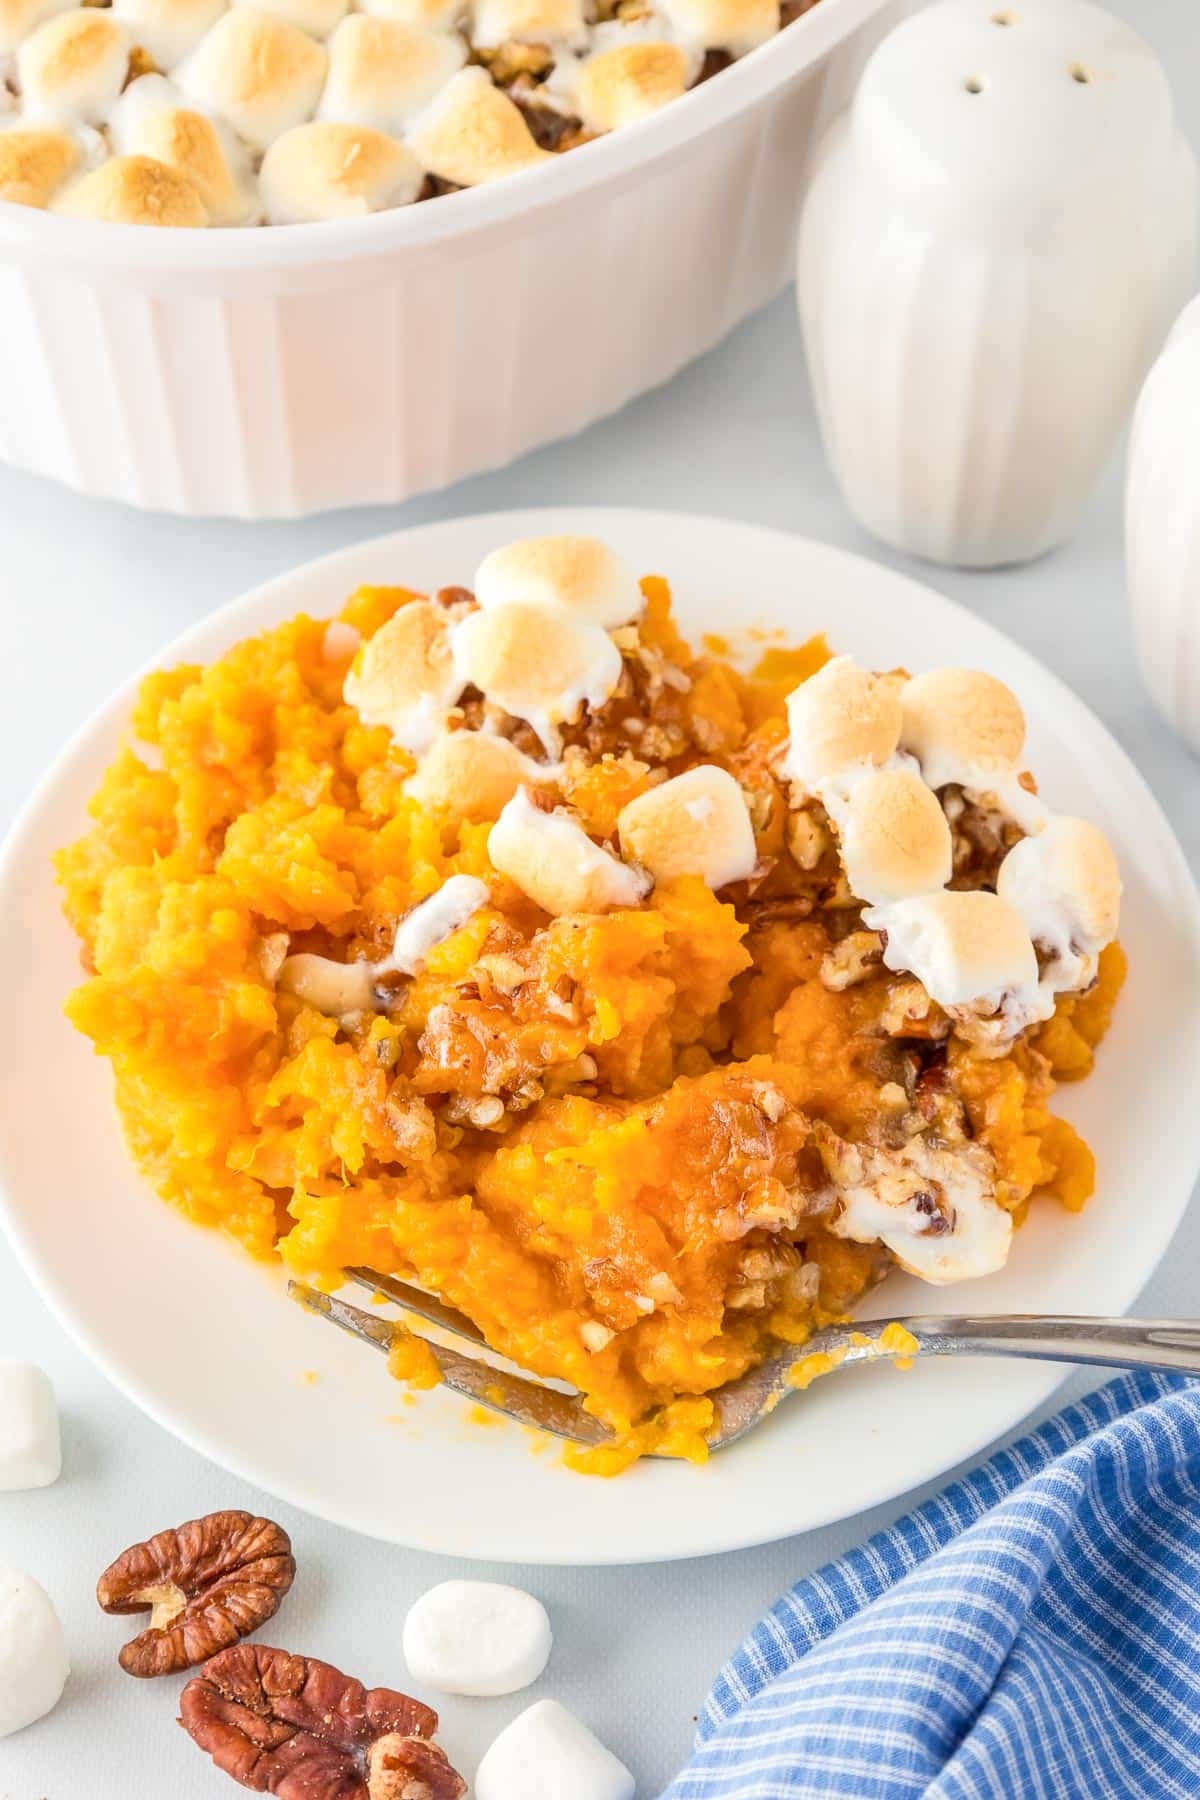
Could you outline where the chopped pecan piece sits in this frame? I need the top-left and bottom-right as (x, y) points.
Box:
(180, 1644), (467, 1800)
(97, 1511), (295, 1678)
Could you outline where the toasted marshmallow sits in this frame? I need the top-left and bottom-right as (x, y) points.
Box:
(839, 768), (953, 907)
(407, 64), (550, 186)
(176, 10), (326, 151)
(393, 873), (489, 972)
(489, 787), (649, 916)
(279, 951), (376, 1017)
(233, 0), (347, 37)
(109, 75), (255, 223)
(54, 151), (208, 223)
(406, 729), (552, 822)
(451, 600), (621, 758)
(997, 816), (1120, 993)
(260, 118), (422, 221)
(474, 535), (645, 631)
(344, 600), (463, 754)
(0, 0), (70, 57)
(832, 1138), (1010, 1286)
(319, 15), (464, 135)
(655, 0), (777, 54)
(17, 10), (129, 126)
(110, 0), (227, 69)
(617, 765), (756, 890)
(470, 0), (585, 49)
(867, 889), (1038, 1016)
(0, 124), (79, 207)
(781, 656), (902, 795)
(571, 40), (690, 132)
(899, 667), (1025, 793)
(359, 0), (463, 29)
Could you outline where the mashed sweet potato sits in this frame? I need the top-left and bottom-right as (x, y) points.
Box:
(56, 577), (1123, 1467)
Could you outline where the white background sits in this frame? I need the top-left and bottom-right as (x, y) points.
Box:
(1, 0), (1198, 1791)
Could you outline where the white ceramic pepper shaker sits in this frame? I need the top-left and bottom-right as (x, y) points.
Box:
(797, 0), (1197, 569)
(1126, 294), (1200, 752)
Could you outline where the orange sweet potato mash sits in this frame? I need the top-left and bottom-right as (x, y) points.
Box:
(56, 577), (1123, 1471)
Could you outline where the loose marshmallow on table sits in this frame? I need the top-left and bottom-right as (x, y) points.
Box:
(0, 1565), (69, 1739)
(489, 787), (649, 917)
(474, 536), (645, 631)
(0, 1362), (60, 1490)
(344, 599), (464, 754)
(403, 1579), (552, 1696)
(476, 1698), (635, 1800)
(617, 764), (756, 889)
(451, 600), (621, 758)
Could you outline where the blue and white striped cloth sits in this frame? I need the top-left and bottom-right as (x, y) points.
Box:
(662, 1370), (1200, 1799)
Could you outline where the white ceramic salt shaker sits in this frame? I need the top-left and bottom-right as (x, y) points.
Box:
(1126, 294), (1200, 753)
(797, 0), (1197, 568)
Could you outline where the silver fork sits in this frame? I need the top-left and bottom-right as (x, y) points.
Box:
(289, 1270), (1200, 1454)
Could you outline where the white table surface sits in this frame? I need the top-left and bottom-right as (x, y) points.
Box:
(2, 2), (1197, 1790)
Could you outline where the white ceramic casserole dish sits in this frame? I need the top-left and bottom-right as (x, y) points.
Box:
(0, 0), (898, 517)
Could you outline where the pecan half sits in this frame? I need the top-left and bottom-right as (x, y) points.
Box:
(97, 1511), (295, 1678)
(180, 1644), (467, 1800)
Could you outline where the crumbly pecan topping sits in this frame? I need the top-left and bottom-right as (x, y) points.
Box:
(97, 1510), (295, 1679)
(179, 1644), (466, 1800)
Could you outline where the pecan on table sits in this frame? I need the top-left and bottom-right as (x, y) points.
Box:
(180, 1644), (467, 1800)
(96, 1510), (296, 1678)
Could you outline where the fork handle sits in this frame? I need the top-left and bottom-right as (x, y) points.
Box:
(899, 1316), (1200, 1375)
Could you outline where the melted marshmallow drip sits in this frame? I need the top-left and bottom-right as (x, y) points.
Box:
(831, 1141), (1012, 1285)
(392, 874), (490, 974)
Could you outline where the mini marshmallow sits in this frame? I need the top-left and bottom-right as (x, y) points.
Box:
(260, 118), (423, 221)
(18, 9), (129, 126)
(899, 667), (1025, 793)
(451, 600), (621, 758)
(405, 729), (551, 821)
(110, 0), (227, 70)
(832, 1139), (1011, 1285)
(470, 0), (585, 50)
(319, 15), (465, 135)
(867, 888), (1038, 1014)
(176, 10), (327, 152)
(233, 0), (348, 38)
(278, 951), (376, 1016)
(406, 64), (550, 186)
(781, 656), (902, 795)
(655, 0), (777, 54)
(54, 152), (209, 223)
(403, 1579), (552, 1697)
(489, 787), (649, 916)
(359, 0), (463, 29)
(474, 535), (645, 630)
(0, 1363), (61, 1490)
(572, 39), (691, 132)
(0, 0), (70, 57)
(617, 764), (756, 889)
(109, 75), (256, 224)
(0, 1565), (69, 1740)
(392, 872), (489, 972)
(476, 1698), (635, 1800)
(839, 767), (953, 906)
(997, 815), (1121, 988)
(344, 600), (464, 754)
(0, 124), (79, 207)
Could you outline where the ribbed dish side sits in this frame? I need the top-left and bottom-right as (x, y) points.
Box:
(0, 25), (873, 518)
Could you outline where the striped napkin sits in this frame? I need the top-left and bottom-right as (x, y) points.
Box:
(662, 1370), (1200, 1799)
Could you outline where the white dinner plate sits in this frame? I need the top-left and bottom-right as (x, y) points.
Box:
(2, 508), (1198, 1565)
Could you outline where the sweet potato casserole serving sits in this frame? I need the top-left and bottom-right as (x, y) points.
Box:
(0, 0), (819, 225)
(57, 535), (1125, 1470)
